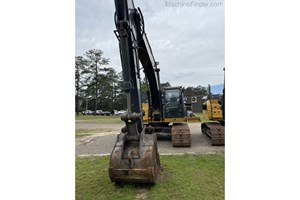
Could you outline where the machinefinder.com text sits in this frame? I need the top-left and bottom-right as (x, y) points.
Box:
(165, 1), (224, 8)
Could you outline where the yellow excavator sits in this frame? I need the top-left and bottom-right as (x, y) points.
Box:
(201, 70), (225, 145)
(109, 0), (198, 184)
(141, 86), (200, 147)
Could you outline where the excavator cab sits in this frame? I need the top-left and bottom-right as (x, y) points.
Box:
(163, 87), (185, 118)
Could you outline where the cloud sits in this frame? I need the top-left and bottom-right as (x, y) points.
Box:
(76, 0), (224, 86)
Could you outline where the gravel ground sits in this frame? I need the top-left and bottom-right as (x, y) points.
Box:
(75, 121), (224, 156)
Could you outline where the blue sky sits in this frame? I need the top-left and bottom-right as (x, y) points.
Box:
(210, 84), (224, 94)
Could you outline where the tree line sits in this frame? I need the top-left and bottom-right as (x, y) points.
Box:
(75, 49), (125, 115)
(75, 49), (207, 115)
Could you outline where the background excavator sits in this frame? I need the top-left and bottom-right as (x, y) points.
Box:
(109, 0), (195, 184)
(142, 85), (196, 147)
(201, 68), (225, 145)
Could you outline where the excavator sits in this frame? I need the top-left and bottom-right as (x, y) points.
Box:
(142, 85), (195, 147)
(109, 0), (194, 184)
(201, 69), (225, 145)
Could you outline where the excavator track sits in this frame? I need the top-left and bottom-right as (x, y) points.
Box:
(201, 122), (225, 146)
(171, 123), (191, 147)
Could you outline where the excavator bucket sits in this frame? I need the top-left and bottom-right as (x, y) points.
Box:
(109, 126), (161, 184)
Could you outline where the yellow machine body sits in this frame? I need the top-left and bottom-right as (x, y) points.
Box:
(202, 98), (225, 146)
(203, 99), (223, 121)
(142, 86), (193, 147)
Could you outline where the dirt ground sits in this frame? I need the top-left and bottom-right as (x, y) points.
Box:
(75, 121), (224, 156)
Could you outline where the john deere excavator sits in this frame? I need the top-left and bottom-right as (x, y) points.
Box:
(201, 69), (225, 145)
(142, 85), (195, 147)
(109, 0), (195, 184)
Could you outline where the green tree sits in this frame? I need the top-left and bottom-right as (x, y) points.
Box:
(140, 77), (148, 103)
(184, 85), (207, 97)
(184, 87), (196, 97)
(114, 71), (126, 110)
(194, 85), (207, 95)
(97, 67), (119, 111)
(75, 49), (132, 114)
(84, 49), (109, 114)
(75, 56), (89, 115)
(106, 68), (119, 111)
(161, 82), (171, 89)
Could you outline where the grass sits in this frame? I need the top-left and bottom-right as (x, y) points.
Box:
(76, 114), (123, 123)
(75, 128), (115, 138)
(195, 112), (215, 123)
(76, 154), (224, 200)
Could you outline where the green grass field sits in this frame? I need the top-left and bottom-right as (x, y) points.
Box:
(76, 114), (123, 123)
(76, 154), (224, 200)
(75, 128), (116, 138)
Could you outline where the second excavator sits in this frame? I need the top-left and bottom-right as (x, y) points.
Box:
(201, 68), (225, 146)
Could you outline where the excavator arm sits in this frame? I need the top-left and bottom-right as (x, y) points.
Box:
(114, 0), (162, 125)
(109, 0), (161, 184)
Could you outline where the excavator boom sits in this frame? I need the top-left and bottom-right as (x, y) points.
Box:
(109, 0), (161, 184)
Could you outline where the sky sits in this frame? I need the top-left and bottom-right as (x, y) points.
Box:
(211, 83), (224, 94)
(76, 0), (224, 87)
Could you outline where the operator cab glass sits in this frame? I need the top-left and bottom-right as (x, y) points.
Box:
(164, 89), (184, 118)
(165, 90), (180, 101)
